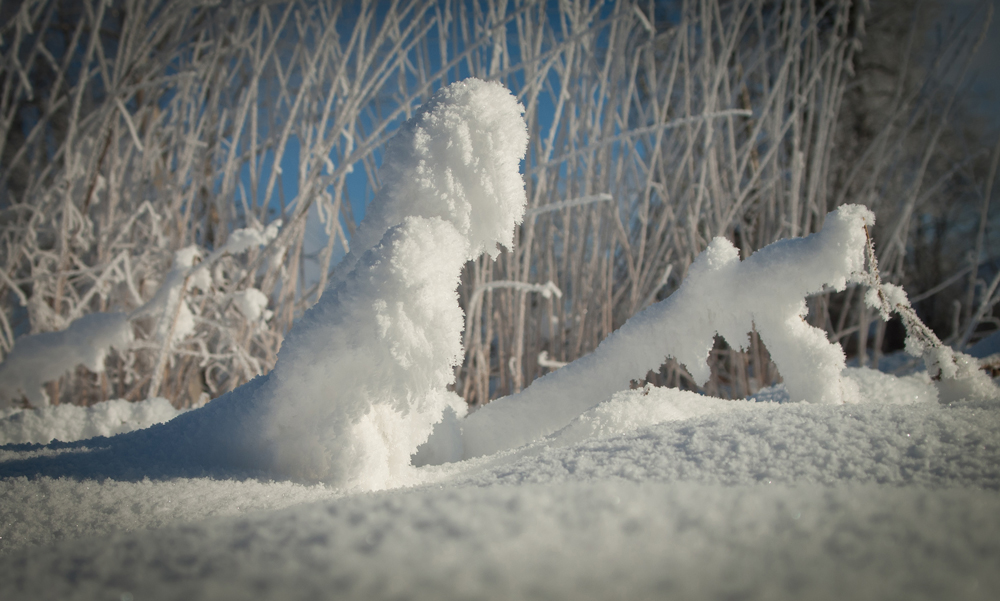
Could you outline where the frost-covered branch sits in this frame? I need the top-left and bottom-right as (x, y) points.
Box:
(861, 228), (997, 403)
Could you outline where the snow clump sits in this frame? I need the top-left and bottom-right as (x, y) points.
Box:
(111, 79), (529, 490)
(0, 313), (133, 409)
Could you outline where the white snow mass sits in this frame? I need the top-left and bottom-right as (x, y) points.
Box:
(0, 312), (133, 409)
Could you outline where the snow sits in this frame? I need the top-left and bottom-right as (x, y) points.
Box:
(3, 482), (999, 601)
(0, 397), (184, 445)
(0, 79), (998, 599)
(457, 205), (874, 461)
(0, 312), (133, 408)
(1, 381), (998, 599)
(329, 78), (528, 287)
(232, 287), (272, 323)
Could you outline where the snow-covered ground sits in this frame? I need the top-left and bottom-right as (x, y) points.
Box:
(1, 370), (998, 600)
(1, 79), (998, 600)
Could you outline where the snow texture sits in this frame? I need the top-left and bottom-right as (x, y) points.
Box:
(0, 397), (183, 445)
(1, 374), (998, 599)
(0, 312), (133, 408)
(3, 483), (999, 601)
(459, 205), (875, 460)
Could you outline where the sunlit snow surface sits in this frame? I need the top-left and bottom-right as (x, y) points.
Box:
(1, 368), (999, 600)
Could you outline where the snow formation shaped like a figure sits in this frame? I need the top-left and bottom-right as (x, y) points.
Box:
(253, 79), (527, 488)
(460, 205), (875, 460)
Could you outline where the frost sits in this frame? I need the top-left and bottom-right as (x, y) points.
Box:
(0, 313), (133, 409)
(219, 221), (281, 256)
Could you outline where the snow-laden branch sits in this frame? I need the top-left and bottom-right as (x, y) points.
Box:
(0, 313), (133, 408)
(537, 351), (568, 370)
(459, 205), (878, 459)
(861, 230), (997, 404)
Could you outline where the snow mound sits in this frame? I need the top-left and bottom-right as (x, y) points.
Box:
(461, 398), (1000, 490)
(544, 367), (937, 449)
(0, 397), (184, 445)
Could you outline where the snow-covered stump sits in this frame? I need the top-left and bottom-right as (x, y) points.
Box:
(458, 206), (877, 460)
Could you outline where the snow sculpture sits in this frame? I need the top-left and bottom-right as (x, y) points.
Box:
(0, 312), (133, 408)
(459, 205), (876, 460)
(143, 79), (528, 489)
(255, 79), (527, 488)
